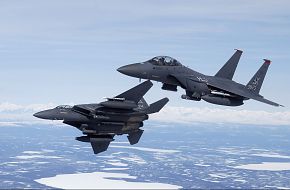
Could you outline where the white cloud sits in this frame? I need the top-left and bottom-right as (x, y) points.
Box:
(0, 102), (55, 112)
(151, 106), (290, 126)
(0, 102), (61, 126)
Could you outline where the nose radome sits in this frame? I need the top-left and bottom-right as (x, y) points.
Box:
(117, 66), (125, 74)
(33, 111), (45, 119)
(117, 63), (141, 76)
(33, 110), (52, 120)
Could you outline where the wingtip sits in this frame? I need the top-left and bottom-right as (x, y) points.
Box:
(145, 80), (153, 86)
(164, 97), (170, 103)
(234, 48), (243, 53)
(263, 59), (271, 64)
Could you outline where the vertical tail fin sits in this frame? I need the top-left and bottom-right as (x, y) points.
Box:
(246, 59), (271, 94)
(215, 49), (243, 80)
(115, 80), (153, 104)
(144, 98), (169, 114)
(136, 97), (149, 111)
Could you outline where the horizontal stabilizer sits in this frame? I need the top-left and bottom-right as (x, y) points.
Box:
(127, 130), (144, 145)
(215, 49), (243, 80)
(145, 98), (169, 114)
(115, 80), (153, 104)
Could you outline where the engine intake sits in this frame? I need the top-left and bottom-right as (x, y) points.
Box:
(162, 83), (177, 91)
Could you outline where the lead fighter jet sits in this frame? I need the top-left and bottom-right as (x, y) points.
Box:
(118, 50), (283, 107)
(34, 81), (169, 154)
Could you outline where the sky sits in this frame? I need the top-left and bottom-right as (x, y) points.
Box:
(0, 0), (289, 125)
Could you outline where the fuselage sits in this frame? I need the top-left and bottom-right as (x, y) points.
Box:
(33, 104), (149, 135)
(118, 61), (204, 86)
(33, 80), (170, 154)
(118, 56), (246, 106)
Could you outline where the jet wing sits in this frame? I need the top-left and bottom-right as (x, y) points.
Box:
(206, 77), (283, 107)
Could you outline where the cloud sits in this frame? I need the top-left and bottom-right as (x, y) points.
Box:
(0, 102), (61, 126)
(0, 102), (55, 112)
(151, 106), (290, 126)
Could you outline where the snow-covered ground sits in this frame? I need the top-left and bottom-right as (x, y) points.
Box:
(234, 162), (290, 171)
(35, 172), (182, 189)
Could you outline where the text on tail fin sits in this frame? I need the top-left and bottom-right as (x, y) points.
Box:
(246, 59), (271, 94)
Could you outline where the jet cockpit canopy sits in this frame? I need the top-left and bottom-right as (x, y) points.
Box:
(56, 105), (73, 109)
(148, 56), (182, 66)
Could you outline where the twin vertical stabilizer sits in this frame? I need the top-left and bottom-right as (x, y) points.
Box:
(246, 59), (271, 95)
(215, 49), (243, 80)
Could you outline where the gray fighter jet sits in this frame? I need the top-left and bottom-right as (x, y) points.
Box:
(33, 81), (169, 154)
(118, 50), (282, 107)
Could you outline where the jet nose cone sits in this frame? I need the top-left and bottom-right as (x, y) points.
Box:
(117, 63), (142, 77)
(33, 111), (43, 119)
(117, 65), (130, 75)
(33, 111), (50, 119)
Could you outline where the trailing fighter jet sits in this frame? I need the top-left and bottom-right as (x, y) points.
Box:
(33, 81), (169, 154)
(118, 50), (283, 107)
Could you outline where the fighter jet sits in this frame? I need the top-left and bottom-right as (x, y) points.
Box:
(33, 80), (169, 154)
(118, 50), (283, 107)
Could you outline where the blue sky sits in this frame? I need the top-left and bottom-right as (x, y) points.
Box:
(0, 0), (289, 124)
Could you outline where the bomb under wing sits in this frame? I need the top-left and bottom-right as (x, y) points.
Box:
(33, 80), (169, 154)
